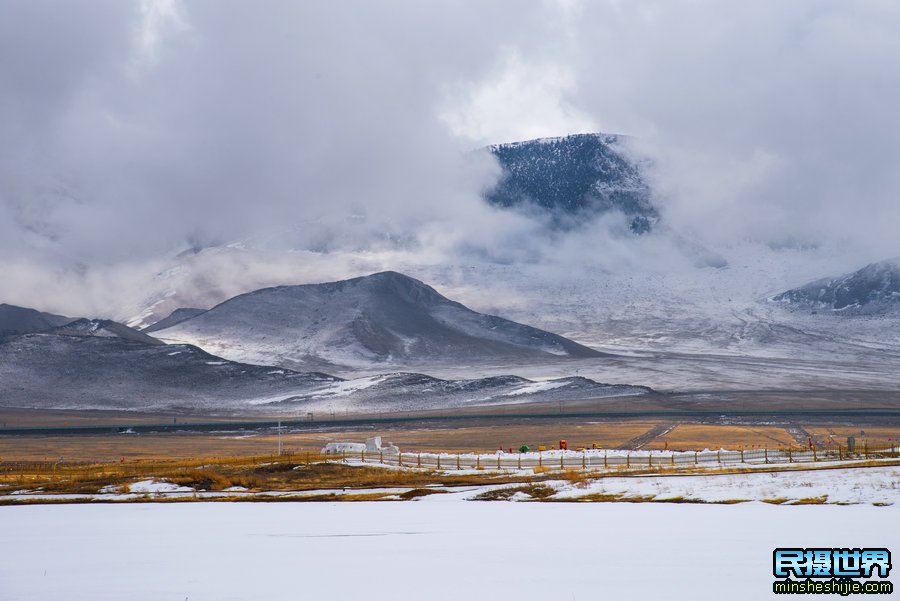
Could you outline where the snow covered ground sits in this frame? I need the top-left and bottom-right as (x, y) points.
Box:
(548, 464), (900, 505)
(1, 501), (896, 600)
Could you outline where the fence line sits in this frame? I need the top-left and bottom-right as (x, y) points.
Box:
(1, 444), (896, 478)
(325, 443), (899, 472)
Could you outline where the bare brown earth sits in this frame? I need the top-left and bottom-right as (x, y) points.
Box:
(1, 386), (898, 462)
(0, 422), (656, 462)
(1, 418), (897, 462)
(641, 424), (797, 450)
(803, 425), (900, 440)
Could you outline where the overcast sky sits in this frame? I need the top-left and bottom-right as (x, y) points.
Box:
(2, 1), (900, 314)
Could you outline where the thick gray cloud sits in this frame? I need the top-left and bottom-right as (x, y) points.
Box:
(563, 1), (900, 255)
(0, 2), (548, 260)
(2, 1), (900, 316)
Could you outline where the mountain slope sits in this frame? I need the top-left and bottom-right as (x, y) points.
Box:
(153, 271), (605, 370)
(52, 318), (165, 345)
(485, 133), (658, 233)
(260, 373), (651, 414)
(0, 334), (646, 413)
(0, 333), (338, 412)
(0, 304), (72, 339)
(143, 308), (207, 333)
(771, 259), (900, 315)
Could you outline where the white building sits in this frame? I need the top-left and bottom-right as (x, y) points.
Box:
(321, 436), (399, 454)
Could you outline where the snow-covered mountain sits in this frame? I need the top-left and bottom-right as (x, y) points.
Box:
(771, 259), (900, 315)
(0, 332), (646, 413)
(153, 271), (605, 371)
(485, 133), (658, 233)
(0, 333), (338, 412)
(0, 304), (72, 339)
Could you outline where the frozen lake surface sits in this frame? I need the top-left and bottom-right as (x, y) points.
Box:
(1, 501), (896, 600)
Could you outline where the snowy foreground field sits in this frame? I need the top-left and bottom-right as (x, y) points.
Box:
(1, 501), (896, 601)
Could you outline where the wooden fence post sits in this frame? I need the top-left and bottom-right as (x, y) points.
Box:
(813, 447), (817, 462)
(626, 453), (630, 467)
(498, 455), (501, 470)
(787, 447), (792, 462)
(648, 453), (652, 467)
(398, 451), (402, 467)
(560, 454), (564, 469)
(417, 453), (421, 468)
(764, 448), (768, 464)
(380, 450), (384, 464)
(604, 450), (607, 469)
(476, 454), (480, 470)
(694, 451), (698, 465)
(457, 453), (460, 470)
(538, 453), (542, 468)
(740, 449), (744, 463)
(518, 453), (521, 470)
(582, 452), (586, 469)
(717, 450), (721, 464)
(437, 454), (441, 469)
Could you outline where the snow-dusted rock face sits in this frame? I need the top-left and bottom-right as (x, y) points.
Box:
(485, 133), (658, 233)
(0, 304), (71, 339)
(771, 259), (900, 315)
(153, 271), (605, 371)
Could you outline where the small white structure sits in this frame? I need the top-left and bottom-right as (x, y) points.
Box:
(321, 436), (399, 455)
(321, 442), (366, 454)
(368, 436), (400, 454)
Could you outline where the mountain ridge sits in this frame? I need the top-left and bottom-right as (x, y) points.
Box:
(771, 259), (900, 315)
(153, 270), (605, 370)
(52, 318), (165, 345)
(0, 333), (647, 413)
(0, 303), (72, 339)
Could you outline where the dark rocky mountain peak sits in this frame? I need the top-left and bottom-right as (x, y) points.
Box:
(484, 133), (658, 233)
